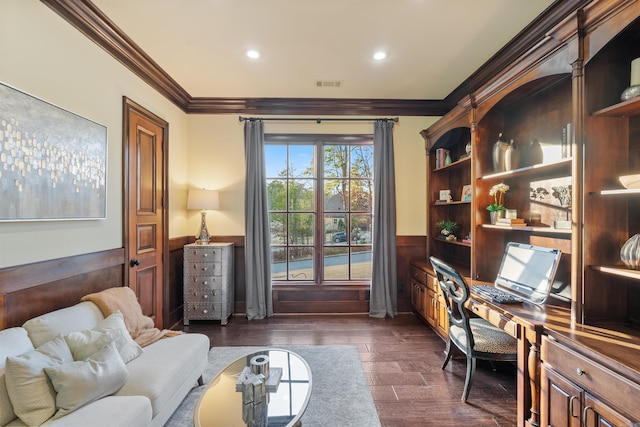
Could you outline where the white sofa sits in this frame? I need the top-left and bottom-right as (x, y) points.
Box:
(0, 301), (209, 427)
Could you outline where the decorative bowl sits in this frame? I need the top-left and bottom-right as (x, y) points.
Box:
(619, 174), (640, 189)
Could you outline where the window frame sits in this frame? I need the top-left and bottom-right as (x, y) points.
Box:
(265, 133), (373, 287)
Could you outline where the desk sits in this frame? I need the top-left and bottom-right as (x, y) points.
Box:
(466, 282), (572, 427)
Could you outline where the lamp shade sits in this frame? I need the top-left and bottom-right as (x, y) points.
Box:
(187, 189), (220, 210)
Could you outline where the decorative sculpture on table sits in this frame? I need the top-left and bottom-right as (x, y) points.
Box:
(552, 185), (571, 229)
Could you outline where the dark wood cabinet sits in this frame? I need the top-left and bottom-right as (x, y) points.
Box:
(541, 335), (640, 426)
(418, 1), (640, 425)
(410, 262), (448, 340)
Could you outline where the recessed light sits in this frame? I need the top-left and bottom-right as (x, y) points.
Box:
(246, 50), (260, 59)
(373, 51), (387, 61)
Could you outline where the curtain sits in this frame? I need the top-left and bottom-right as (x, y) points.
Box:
(369, 120), (397, 318)
(244, 120), (273, 320)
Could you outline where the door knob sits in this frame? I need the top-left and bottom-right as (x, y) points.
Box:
(130, 259), (141, 267)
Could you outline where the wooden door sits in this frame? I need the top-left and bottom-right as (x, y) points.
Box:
(123, 98), (168, 328)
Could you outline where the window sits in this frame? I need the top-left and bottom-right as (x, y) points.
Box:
(265, 135), (373, 284)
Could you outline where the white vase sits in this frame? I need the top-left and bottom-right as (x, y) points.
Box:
(620, 234), (640, 269)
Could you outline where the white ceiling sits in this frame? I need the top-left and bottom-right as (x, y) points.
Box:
(92, 0), (555, 100)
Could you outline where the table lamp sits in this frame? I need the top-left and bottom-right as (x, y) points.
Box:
(187, 189), (220, 245)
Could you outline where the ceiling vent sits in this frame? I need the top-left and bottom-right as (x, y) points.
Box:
(315, 80), (343, 88)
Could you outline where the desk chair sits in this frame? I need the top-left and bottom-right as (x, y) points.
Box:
(429, 256), (518, 402)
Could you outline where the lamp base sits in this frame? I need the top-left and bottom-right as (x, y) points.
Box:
(195, 210), (211, 245)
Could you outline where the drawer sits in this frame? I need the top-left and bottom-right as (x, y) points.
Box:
(542, 335), (640, 419)
(187, 262), (221, 275)
(187, 302), (222, 320)
(184, 247), (223, 262)
(467, 299), (519, 338)
(185, 274), (223, 287)
(185, 287), (223, 303)
(410, 266), (427, 285)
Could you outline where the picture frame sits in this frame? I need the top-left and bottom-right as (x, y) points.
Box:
(439, 189), (452, 202)
(0, 82), (107, 221)
(461, 184), (472, 202)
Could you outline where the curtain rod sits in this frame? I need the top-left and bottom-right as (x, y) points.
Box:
(239, 116), (398, 123)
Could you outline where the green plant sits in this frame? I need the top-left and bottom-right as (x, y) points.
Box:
(486, 183), (509, 211)
(436, 219), (458, 234)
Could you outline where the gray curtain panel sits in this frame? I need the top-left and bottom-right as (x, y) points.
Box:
(369, 120), (398, 318)
(244, 120), (273, 320)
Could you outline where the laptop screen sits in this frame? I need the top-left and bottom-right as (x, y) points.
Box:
(494, 242), (562, 304)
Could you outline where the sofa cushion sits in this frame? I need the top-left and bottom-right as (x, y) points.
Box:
(114, 333), (209, 417)
(0, 327), (35, 426)
(23, 302), (105, 348)
(93, 311), (143, 363)
(44, 342), (129, 419)
(63, 330), (113, 361)
(40, 395), (152, 427)
(4, 335), (74, 426)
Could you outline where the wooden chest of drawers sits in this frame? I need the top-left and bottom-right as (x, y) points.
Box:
(183, 242), (234, 325)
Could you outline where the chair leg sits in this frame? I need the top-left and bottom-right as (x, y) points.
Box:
(441, 342), (454, 370)
(461, 356), (476, 402)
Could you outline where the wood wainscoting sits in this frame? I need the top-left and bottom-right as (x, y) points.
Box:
(0, 248), (125, 329)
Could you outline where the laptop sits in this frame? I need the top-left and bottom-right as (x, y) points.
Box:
(473, 242), (562, 305)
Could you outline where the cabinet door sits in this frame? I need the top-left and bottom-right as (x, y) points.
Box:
(425, 287), (437, 328)
(435, 294), (449, 338)
(541, 366), (582, 427)
(583, 393), (637, 427)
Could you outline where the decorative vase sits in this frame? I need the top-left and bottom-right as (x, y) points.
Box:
(489, 210), (505, 225)
(620, 234), (640, 269)
(524, 138), (543, 166)
(504, 139), (519, 171)
(492, 133), (509, 172)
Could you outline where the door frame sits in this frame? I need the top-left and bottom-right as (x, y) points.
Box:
(122, 97), (170, 326)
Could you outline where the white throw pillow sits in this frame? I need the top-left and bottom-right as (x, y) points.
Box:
(44, 342), (129, 419)
(4, 335), (74, 426)
(64, 329), (113, 361)
(93, 311), (143, 363)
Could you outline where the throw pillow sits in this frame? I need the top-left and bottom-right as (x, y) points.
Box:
(4, 335), (74, 426)
(93, 311), (143, 363)
(63, 329), (113, 361)
(44, 342), (129, 419)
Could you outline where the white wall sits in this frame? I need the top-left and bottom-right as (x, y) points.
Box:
(0, 0), (191, 268)
(0, 0), (436, 269)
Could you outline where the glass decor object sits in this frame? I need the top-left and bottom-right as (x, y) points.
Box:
(620, 234), (640, 270)
(492, 133), (509, 172)
(621, 57), (640, 101)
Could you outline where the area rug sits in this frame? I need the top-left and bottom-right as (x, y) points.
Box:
(165, 345), (381, 427)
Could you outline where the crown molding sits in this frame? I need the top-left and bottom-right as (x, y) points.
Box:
(41, 0), (588, 116)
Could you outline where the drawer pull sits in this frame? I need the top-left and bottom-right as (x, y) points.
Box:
(193, 291), (198, 296)
(203, 309), (208, 314)
(576, 368), (585, 376)
(203, 253), (208, 257)
(203, 294), (208, 299)
(569, 396), (579, 419)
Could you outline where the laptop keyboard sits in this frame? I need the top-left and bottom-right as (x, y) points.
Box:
(473, 285), (523, 304)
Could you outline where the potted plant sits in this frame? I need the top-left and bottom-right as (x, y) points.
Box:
(436, 219), (459, 241)
(486, 183), (509, 224)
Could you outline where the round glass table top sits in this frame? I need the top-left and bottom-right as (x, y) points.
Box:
(195, 349), (312, 427)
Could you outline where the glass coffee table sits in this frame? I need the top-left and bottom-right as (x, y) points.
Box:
(195, 349), (312, 427)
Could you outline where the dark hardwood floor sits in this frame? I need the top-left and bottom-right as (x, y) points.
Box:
(183, 313), (517, 426)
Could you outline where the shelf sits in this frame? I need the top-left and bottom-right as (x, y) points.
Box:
(433, 155), (471, 172)
(592, 96), (640, 118)
(591, 265), (640, 281)
(433, 237), (471, 248)
(599, 188), (640, 196)
(479, 158), (572, 181)
(434, 200), (471, 206)
(481, 224), (572, 235)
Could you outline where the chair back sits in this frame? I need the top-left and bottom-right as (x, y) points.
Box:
(429, 256), (474, 354)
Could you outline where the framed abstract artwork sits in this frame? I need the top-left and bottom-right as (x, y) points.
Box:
(0, 82), (107, 221)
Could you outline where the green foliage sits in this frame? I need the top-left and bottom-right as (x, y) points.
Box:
(435, 219), (458, 233)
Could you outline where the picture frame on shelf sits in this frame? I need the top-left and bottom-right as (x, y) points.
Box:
(461, 185), (472, 202)
(439, 189), (452, 203)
